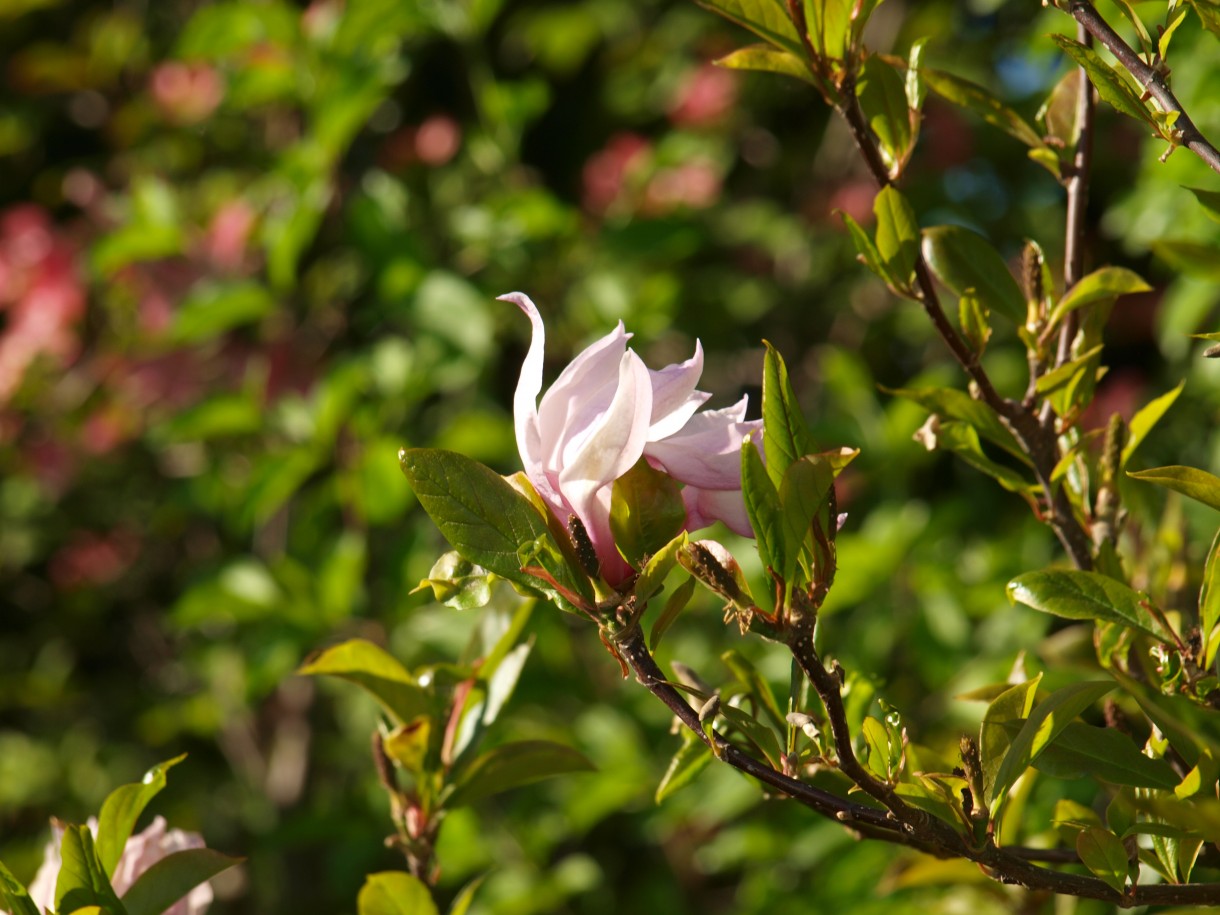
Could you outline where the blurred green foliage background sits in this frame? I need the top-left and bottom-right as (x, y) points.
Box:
(3, 0), (1220, 912)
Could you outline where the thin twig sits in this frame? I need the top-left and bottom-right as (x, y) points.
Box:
(1067, 0), (1220, 175)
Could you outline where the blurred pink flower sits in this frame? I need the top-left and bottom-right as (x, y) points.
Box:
(582, 133), (650, 214)
(19, 816), (212, 915)
(202, 200), (256, 271)
(502, 292), (761, 585)
(415, 115), (461, 166)
(151, 62), (224, 125)
(0, 205), (86, 403)
(669, 64), (738, 127)
(644, 160), (722, 213)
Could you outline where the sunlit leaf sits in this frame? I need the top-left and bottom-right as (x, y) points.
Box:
(1076, 826), (1129, 894)
(716, 44), (814, 84)
(446, 740), (594, 807)
(610, 456), (686, 568)
(1047, 267), (1150, 327)
(1051, 35), (1155, 128)
(121, 849), (241, 915)
(298, 639), (431, 725)
(980, 675), (1041, 803)
(0, 860), (39, 915)
(55, 826), (125, 915)
(922, 225), (1026, 324)
(1128, 465), (1220, 512)
(96, 756), (187, 878)
(920, 67), (1043, 148)
(761, 341), (816, 487)
(1022, 721), (1179, 790)
(1007, 569), (1173, 641)
(873, 185), (919, 287)
(1122, 381), (1184, 468)
(857, 55), (911, 173)
(357, 871), (439, 915)
(655, 731), (712, 803)
(692, 0), (805, 57)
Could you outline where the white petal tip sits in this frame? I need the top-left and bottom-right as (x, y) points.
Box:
(496, 291), (536, 310)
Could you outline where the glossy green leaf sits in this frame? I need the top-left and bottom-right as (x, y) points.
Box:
(1184, 185), (1220, 223)
(635, 532), (687, 605)
(1048, 267), (1151, 327)
(920, 68), (1043, 148)
(298, 639), (430, 725)
(1076, 826), (1129, 894)
(958, 290), (991, 355)
(610, 456), (686, 568)
(447, 875), (486, 915)
(383, 718), (431, 774)
(980, 675), (1041, 803)
(803, 0), (852, 60)
(873, 185), (918, 287)
(692, 0), (804, 57)
(1051, 35), (1154, 128)
(921, 225), (1026, 324)
(1024, 721), (1178, 790)
(722, 650), (785, 733)
(1152, 240), (1220, 281)
(930, 421), (1033, 494)
(357, 871), (439, 915)
(718, 702), (784, 767)
(96, 755), (186, 877)
(0, 860), (39, 915)
(1128, 464), (1220, 512)
(741, 436), (786, 579)
(990, 680), (1116, 804)
(447, 740), (594, 808)
(761, 341), (815, 487)
(1201, 529), (1220, 669)
(905, 38), (928, 112)
(1122, 381), (1184, 467)
(649, 574), (696, 650)
(56, 826), (126, 915)
(655, 731), (712, 803)
(716, 44), (814, 84)
(411, 552), (493, 611)
(1188, 0), (1220, 36)
(882, 385), (1026, 463)
(857, 55), (911, 172)
(839, 210), (887, 282)
(1038, 68), (1084, 149)
(121, 849), (241, 915)
(1006, 570), (1172, 641)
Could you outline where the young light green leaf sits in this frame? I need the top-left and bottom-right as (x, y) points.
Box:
(741, 436), (786, 579)
(926, 421), (1033, 494)
(1050, 35), (1155, 128)
(980, 675), (1041, 803)
(357, 871), (439, 915)
(958, 290), (991, 355)
(56, 826), (126, 915)
(1160, 6), (1189, 59)
(1201, 528), (1220, 669)
(1025, 721), (1179, 790)
(1048, 267), (1151, 327)
(635, 531), (688, 605)
(718, 702), (785, 767)
(920, 68), (1043, 148)
(882, 385), (1027, 463)
(96, 755), (187, 878)
(400, 448), (573, 594)
(1122, 381), (1184, 467)
(990, 680), (1117, 804)
(121, 849), (242, 915)
(649, 574), (697, 650)
(804, 0), (852, 60)
(1128, 465), (1220, 512)
(761, 341), (815, 487)
(1038, 68), (1084, 149)
(610, 456), (686, 568)
(1188, 0), (1220, 36)
(1152, 240), (1220, 281)
(1006, 569), (1173, 641)
(655, 731), (713, 803)
(722, 650), (785, 733)
(446, 740), (595, 808)
(1184, 186), (1220, 223)
(447, 875), (486, 915)
(873, 185), (919, 287)
(692, 0), (805, 57)
(298, 639), (431, 725)
(0, 860), (40, 915)
(921, 225), (1026, 324)
(839, 211), (888, 282)
(905, 38), (928, 112)
(1076, 826), (1129, 894)
(716, 44), (815, 84)
(857, 55), (912, 173)
(412, 552), (493, 611)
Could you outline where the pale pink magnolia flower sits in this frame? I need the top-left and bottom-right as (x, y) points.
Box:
(501, 292), (762, 585)
(18, 816), (212, 915)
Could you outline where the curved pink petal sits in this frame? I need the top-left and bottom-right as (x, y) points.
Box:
(683, 485), (754, 536)
(498, 292), (547, 482)
(645, 397), (762, 489)
(647, 341), (709, 440)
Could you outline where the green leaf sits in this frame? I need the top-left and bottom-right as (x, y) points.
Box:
(873, 186), (919, 287)
(298, 639), (431, 725)
(1160, 6), (1190, 59)
(803, 0), (852, 60)
(1185, 186), (1220, 223)
(839, 211), (887, 282)
(905, 38), (928, 112)
(980, 675), (1041, 803)
(412, 552), (493, 611)
(1188, 0), (1220, 36)
(1038, 68), (1084, 149)
(761, 342), (815, 487)
(655, 731), (713, 803)
(1025, 721), (1179, 790)
(634, 532), (687, 605)
(1200, 529), (1220, 669)
(1122, 381), (1184, 468)
(447, 876), (486, 915)
(958, 290), (991, 355)
(921, 225), (1026, 324)
(1050, 35), (1155, 128)
(741, 437), (786, 579)
(718, 703), (785, 767)
(1006, 570), (1173, 641)
(857, 55), (912, 172)
(715, 44), (814, 84)
(929, 421), (1033, 494)
(883, 385), (1027, 463)
(357, 871), (439, 915)
(1128, 465), (1220, 512)
(96, 756), (187, 878)
(447, 740), (595, 808)
(1048, 267), (1151, 327)
(1076, 827), (1129, 894)
(722, 650), (785, 733)
(121, 849), (241, 915)
(920, 68), (1043, 148)
(692, 0), (805, 58)
(56, 826), (126, 915)
(1151, 240), (1220, 281)
(610, 457), (687, 569)
(990, 680), (1117, 805)
(649, 574), (697, 650)
(0, 860), (40, 915)
(400, 448), (584, 601)
(168, 281), (276, 345)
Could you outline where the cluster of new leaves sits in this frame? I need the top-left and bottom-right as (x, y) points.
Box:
(0, 759), (238, 915)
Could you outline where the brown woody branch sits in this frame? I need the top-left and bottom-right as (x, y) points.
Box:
(1066, 0), (1220, 176)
